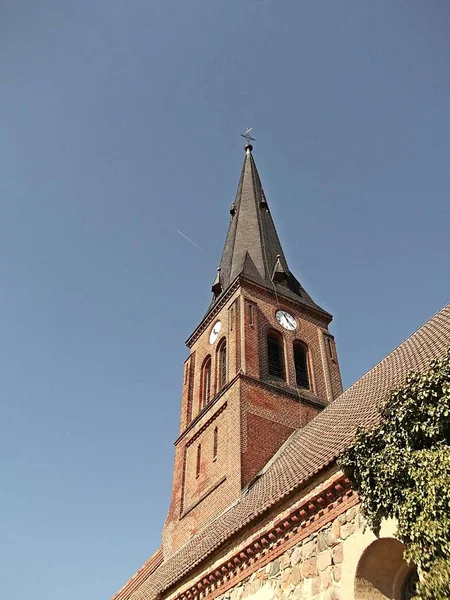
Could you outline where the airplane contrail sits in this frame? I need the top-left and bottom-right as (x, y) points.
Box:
(177, 230), (204, 251)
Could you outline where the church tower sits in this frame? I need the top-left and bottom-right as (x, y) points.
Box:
(163, 142), (343, 556)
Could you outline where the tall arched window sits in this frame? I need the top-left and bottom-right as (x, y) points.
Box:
(201, 356), (212, 408)
(267, 332), (284, 379)
(218, 340), (227, 390)
(294, 341), (309, 389)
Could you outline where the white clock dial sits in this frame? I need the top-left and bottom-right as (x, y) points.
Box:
(209, 320), (222, 344)
(275, 310), (297, 331)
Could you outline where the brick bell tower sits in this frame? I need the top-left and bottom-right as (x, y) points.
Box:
(163, 141), (343, 556)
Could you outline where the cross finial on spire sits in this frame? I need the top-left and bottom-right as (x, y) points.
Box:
(240, 127), (255, 149)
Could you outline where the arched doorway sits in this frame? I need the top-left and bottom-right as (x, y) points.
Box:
(354, 538), (417, 600)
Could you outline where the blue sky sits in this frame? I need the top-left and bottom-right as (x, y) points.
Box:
(1, 2), (449, 599)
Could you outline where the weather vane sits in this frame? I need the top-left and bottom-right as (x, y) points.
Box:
(240, 127), (255, 145)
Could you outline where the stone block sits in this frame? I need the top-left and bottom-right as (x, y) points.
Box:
(291, 546), (302, 566)
(302, 557), (317, 579)
(301, 539), (316, 560)
(325, 589), (342, 600)
(317, 549), (332, 572)
(291, 582), (304, 598)
(281, 575), (293, 592)
(332, 544), (343, 565)
(340, 522), (356, 539)
(257, 569), (267, 581)
(320, 567), (332, 590)
(317, 532), (328, 552)
(332, 565), (342, 582)
(270, 558), (280, 576)
(312, 576), (321, 595)
(331, 519), (340, 538)
(290, 564), (302, 586)
(346, 508), (357, 523)
(326, 529), (339, 548)
(247, 578), (261, 595)
(281, 567), (291, 584)
(280, 552), (291, 568)
(301, 578), (312, 597)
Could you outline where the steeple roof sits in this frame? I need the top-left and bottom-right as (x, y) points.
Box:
(210, 145), (327, 315)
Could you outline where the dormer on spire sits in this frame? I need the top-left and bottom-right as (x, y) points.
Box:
(272, 254), (287, 283)
(211, 268), (222, 296)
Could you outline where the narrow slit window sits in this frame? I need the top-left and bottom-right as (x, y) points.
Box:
(294, 342), (309, 389)
(248, 303), (254, 326)
(213, 426), (218, 460)
(267, 333), (284, 379)
(219, 341), (227, 389)
(196, 444), (201, 478)
(326, 336), (335, 361)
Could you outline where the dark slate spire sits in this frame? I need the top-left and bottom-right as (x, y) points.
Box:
(210, 144), (325, 312)
(210, 145), (327, 315)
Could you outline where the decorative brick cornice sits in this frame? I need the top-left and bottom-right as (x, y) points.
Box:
(176, 373), (239, 446)
(180, 476), (227, 519)
(186, 280), (241, 348)
(166, 473), (356, 600)
(240, 374), (327, 409)
(176, 370), (326, 448)
(185, 403), (228, 447)
(239, 275), (332, 323)
(185, 268), (332, 350)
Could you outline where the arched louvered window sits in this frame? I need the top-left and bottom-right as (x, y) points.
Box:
(267, 332), (284, 379)
(201, 357), (212, 408)
(218, 340), (227, 390)
(294, 341), (309, 389)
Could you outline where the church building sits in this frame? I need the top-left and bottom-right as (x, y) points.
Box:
(112, 142), (450, 600)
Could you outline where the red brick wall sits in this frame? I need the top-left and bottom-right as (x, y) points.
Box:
(240, 378), (320, 487)
(163, 385), (242, 555)
(242, 413), (294, 486)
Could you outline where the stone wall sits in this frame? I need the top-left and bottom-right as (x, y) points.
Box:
(214, 505), (363, 600)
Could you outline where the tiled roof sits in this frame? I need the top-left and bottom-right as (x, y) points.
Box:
(124, 302), (450, 600)
(208, 147), (326, 316)
(111, 549), (163, 600)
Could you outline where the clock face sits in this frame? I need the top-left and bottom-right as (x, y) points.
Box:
(276, 310), (297, 331)
(209, 320), (222, 344)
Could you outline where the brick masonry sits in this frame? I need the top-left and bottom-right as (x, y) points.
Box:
(163, 278), (343, 557)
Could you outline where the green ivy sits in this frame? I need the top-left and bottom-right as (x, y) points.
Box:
(339, 349), (450, 600)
